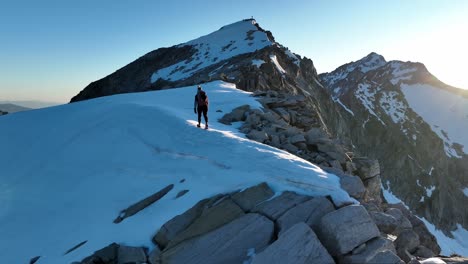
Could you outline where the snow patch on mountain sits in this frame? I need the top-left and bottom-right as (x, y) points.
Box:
(389, 62), (418, 85)
(463, 188), (468, 197)
(252, 59), (265, 68)
(379, 91), (407, 124)
(0, 81), (354, 264)
(355, 83), (386, 125)
(151, 20), (272, 83)
(333, 98), (354, 116)
(426, 186), (436, 197)
(401, 83), (468, 157)
(383, 182), (468, 256)
(270, 54), (286, 75)
(321, 53), (387, 87)
(284, 49), (300, 66)
(420, 219), (468, 256)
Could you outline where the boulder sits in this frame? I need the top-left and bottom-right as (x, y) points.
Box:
(289, 134), (306, 144)
(330, 160), (344, 172)
(80, 243), (119, 264)
(245, 113), (262, 128)
(363, 175), (383, 205)
(246, 130), (269, 143)
(231, 182), (275, 211)
(339, 175), (366, 200)
(318, 205), (380, 256)
(414, 245), (435, 258)
(305, 127), (328, 145)
(277, 196), (335, 235)
(230, 105), (250, 121)
(385, 208), (412, 234)
(370, 211), (398, 234)
(166, 199), (244, 248)
(153, 194), (225, 247)
(340, 236), (397, 264)
(353, 158), (380, 180)
(219, 105), (250, 125)
(117, 245), (147, 264)
(252, 191), (310, 220)
(387, 204), (440, 255)
(252, 223), (334, 264)
(281, 143), (299, 153)
(273, 108), (290, 122)
(148, 246), (161, 264)
(160, 213), (274, 264)
(395, 230), (420, 262)
(367, 250), (404, 264)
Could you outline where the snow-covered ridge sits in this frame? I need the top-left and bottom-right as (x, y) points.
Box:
(151, 20), (273, 83)
(321, 52), (387, 87)
(401, 83), (468, 157)
(0, 81), (353, 264)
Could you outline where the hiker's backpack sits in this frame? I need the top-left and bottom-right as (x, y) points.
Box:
(198, 91), (208, 106)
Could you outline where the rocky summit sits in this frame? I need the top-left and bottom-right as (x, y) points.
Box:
(320, 52), (468, 232)
(46, 18), (467, 263)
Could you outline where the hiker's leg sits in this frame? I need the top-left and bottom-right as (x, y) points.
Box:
(203, 106), (208, 124)
(197, 106), (202, 125)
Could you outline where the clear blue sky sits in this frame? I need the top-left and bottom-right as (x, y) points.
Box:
(1, 0), (467, 102)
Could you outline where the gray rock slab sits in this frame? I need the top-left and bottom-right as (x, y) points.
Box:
(252, 191), (310, 220)
(318, 205), (380, 256)
(305, 127), (329, 145)
(277, 196), (335, 235)
(289, 134), (306, 144)
(395, 229), (420, 253)
(340, 236), (396, 263)
(153, 194), (225, 247)
(246, 130), (269, 143)
(252, 222), (335, 264)
(231, 182), (275, 212)
(160, 213), (274, 264)
(148, 246), (161, 264)
(81, 243), (119, 264)
(370, 211), (398, 234)
(339, 175), (366, 200)
(353, 157), (380, 180)
(166, 199), (244, 248)
(117, 245), (147, 264)
(368, 250), (404, 264)
(385, 208), (413, 235)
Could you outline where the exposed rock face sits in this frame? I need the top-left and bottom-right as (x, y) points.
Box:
(276, 196), (335, 235)
(320, 52), (468, 232)
(251, 222), (334, 264)
(160, 213), (274, 264)
(78, 183), (468, 263)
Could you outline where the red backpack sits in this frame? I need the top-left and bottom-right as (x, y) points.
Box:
(197, 91), (208, 106)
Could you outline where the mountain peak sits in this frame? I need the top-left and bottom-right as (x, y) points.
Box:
(151, 19), (274, 83)
(356, 52), (387, 73)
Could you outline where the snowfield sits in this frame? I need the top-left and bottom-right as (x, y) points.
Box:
(0, 81), (354, 264)
(401, 83), (468, 157)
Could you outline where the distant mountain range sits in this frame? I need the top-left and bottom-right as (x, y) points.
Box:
(0, 100), (61, 109)
(0, 103), (31, 114)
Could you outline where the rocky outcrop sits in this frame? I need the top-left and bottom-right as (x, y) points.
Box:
(252, 222), (334, 264)
(160, 213), (274, 264)
(319, 53), (468, 232)
(77, 182), (464, 264)
(317, 205), (380, 256)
